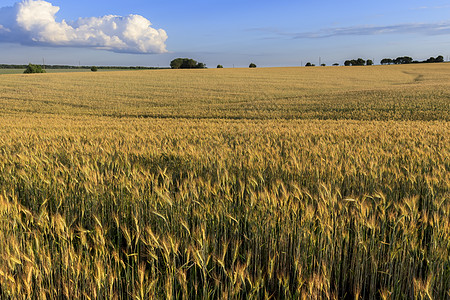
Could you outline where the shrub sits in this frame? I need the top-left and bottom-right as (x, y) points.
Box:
(24, 63), (46, 74)
(91, 66), (98, 72)
(249, 63), (257, 68)
(217, 65), (223, 68)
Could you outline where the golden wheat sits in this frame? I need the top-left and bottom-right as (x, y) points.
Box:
(0, 64), (449, 299)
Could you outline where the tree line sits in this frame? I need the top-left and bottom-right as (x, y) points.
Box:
(344, 58), (374, 66)
(307, 55), (446, 67)
(0, 64), (167, 70)
(170, 58), (259, 69)
(380, 55), (444, 65)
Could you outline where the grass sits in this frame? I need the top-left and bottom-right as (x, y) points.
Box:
(0, 64), (449, 299)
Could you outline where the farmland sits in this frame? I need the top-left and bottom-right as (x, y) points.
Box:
(0, 64), (449, 299)
(0, 68), (134, 75)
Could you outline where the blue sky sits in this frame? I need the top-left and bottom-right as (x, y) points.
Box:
(1, 0), (450, 67)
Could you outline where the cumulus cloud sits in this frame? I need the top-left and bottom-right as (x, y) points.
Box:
(0, 0), (168, 53)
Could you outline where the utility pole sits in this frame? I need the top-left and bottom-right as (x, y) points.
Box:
(319, 57), (321, 66)
(42, 58), (45, 70)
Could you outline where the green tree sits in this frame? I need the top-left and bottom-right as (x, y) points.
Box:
(393, 56), (413, 64)
(249, 63), (257, 68)
(355, 58), (365, 66)
(23, 63), (46, 74)
(170, 58), (184, 69)
(344, 60), (351, 66)
(170, 58), (206, 69)
(217, 65), (223, 68)
(196, 62), (206, 69)
(181, 59), (197, 69)
(91, 66), (98, 72)
(305, 62), (312, 67)
(366, 59), (373, 66)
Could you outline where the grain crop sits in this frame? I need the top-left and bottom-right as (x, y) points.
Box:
(0, 64), (449, 299)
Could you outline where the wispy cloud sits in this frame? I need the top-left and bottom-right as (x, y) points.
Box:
(251, 21), (450, 39)
(0, 25), (11, 32)
(0, 0), (168, 54)
(412, 5), (450, 10)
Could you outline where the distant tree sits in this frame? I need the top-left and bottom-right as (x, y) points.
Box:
(421, 55), (444, 63)
(170, 58), (184, 69)
(354, 58), (366, 66)
(344, 58), (371, 66)
(382, 55), (443, 65)
(217, 65), (223, 68)
(24, 63), (46, 74)
(305, 62), (312, 66)
(196, 62), (206, 69)
(332, 63), (339, 66)
(170, 58), (206, 69)
(427, 55), (444, 63)
(321, 63), (326, 66)
(249, 63), (257, 68)
(182, 59), (198, 69)
(91, 66), (98, 72)
(393, 56), (413, 64)
(366, 59), (373, 66)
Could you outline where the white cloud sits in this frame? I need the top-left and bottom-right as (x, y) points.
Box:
(0, 25), (10, 32)
(0, 0), (168, 54)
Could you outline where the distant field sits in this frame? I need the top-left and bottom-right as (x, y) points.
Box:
(0, 64), (449, 120)
(0, 68), (133, 74)
(0, 69), (25, 74)
(0, 64), (448, 299)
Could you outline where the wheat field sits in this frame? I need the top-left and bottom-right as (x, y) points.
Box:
(0, 64), (449, 299)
